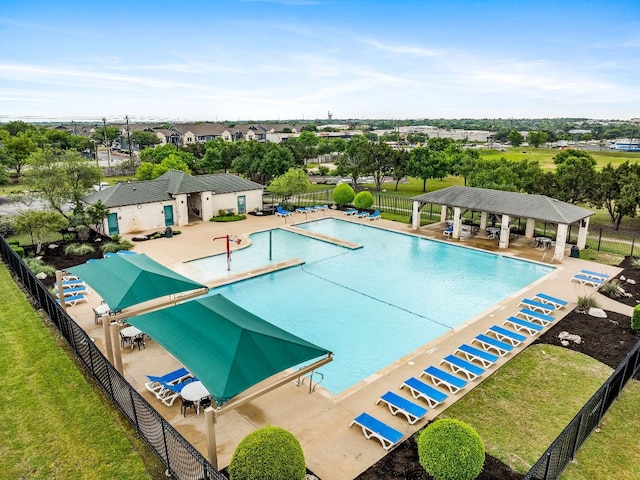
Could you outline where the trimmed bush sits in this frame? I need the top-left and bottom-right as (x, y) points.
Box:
(353, 191), (374, 210)
(417, 418), (485, 480)
(576, 295), (599, 311)
(24, 257), (56, 276)
(10, 245), (24, 258)
(228, 426), (306, 480)
(65, 243), (96, 256)
(210, 214), (246, 223)
(332, 183), (355, 206)
(632, 304), (640, 331)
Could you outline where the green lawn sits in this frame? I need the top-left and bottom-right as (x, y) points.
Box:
(441, 344), (640, 478)
(0, 262), (162, 479)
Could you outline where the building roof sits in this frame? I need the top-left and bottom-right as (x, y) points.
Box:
(83, 171), (264, 208)
(411, 186), (594, 225)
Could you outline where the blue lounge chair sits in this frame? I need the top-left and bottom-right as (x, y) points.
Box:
(487, 325), (527, 346)
(440, 354), (485, 381)
(56, 294), (88, 307)
(571, 274), (604, 288)
(443, 226), (453, 238)
(60, 278), (86, 288)
(55, 286), (90, 297)
(366, 210), (381, 221)
(314, 205), (329, 211)
(158, 378), (194, 407)
(455, 344), (499, 368)
(533, 293), (568, 309)
(400, 377), (448, 408)
(472, 334), (514, 356)
(350, 412), (404, 451)
(519, 298), (555, 315)
(504, 316), (543, 336)
(517, 308), (554, 325)
(295, 207), (312, 213)
(580, 269), (609, 280)
(144, 367), (191, 395)
(343, 208), (358, 215)
(376, 391), (427, 425)
(275, 206), (292, 217)
(355, 211), (370, 218)
(117, 250), (137, 255)
(420, 365), (467, 394)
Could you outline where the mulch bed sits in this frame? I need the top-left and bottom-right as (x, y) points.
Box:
(355, 258), (640, 480)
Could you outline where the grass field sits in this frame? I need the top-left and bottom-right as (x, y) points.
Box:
(0, 262), (163, 479)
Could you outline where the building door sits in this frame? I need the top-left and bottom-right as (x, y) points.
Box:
(164, 205), (175, 226)
(107, 213), (119, 235)
(237, 195), (246, 214)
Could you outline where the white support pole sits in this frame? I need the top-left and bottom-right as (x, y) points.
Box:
(525, 218), (536, 239)
(440, 205), (447, 222)
(411, 201), (420, 230)
(576, 217), (589, 250)
(479, 211), (488, 230)
(554, 223), (569, 261)
(103, 314), (114, 365)
(205, 407), (218, 470)
(499, 214), (510, 249)
(452, 207), (461, 239)
(55, 270), (67, 313)
(111, 322), (123, 375)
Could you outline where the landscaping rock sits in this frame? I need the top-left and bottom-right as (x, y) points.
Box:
(588, 308), (607, 318)
(558, 331), (582, 344)
(36, 272), (47, 280)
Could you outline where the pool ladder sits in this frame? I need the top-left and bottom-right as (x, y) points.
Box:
(295, 370), (324, 393)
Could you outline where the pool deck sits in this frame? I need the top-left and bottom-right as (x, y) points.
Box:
(62, 210), (632, 480)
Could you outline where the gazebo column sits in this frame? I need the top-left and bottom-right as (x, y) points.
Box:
(201, 192), (214, 221)
(499, 214), (510, 249)
(411, 201), (421, 230)
(525, 218), (536, 239)
(553, 223), (569, 261)
(479, 211), (488, 230)
(577, 217), (589, 249)
(452, 207), (462, 239)
(440, 205), (448, 222)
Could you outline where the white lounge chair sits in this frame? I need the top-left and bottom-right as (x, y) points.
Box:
(350, 412), (404, 451)
(519, 298), (555, 315)
(571, 274), (604, 288)
(532, 293), (568, 309)
(376, 391), (427, 425)
(420, 365), (467, 394)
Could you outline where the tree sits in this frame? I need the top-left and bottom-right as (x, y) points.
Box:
(332, 183), (355, 206)
(528, 130), (548, 148)
(353, 190), (374, 209)
(85, 200), (109, 234)
(450, 148), (480, 186)
(553, 150), (597, 203)
(507, 129), (524, 147)
(369, 142), (395, 190)
(408, 146), (449, 192)
(139, 143), (195, 168)
(131, 131), (161, 150)
(336, 135), (371, 190)
(13, 210), (69, 254)
(26, 148), (102, 213)
(2, 132), (38, 179)
(391, 149), (410, 191)
(91, 125), (120, 146)
(267, 168), (310, 203)
(592, 162), (640, 229)
(285, 130), (319, 164)
(135, 154), (191, 180)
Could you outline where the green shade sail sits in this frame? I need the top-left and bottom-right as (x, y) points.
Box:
(127, 294), (332, 405)
(68, 253), (206, 311)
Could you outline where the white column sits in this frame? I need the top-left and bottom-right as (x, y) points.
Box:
(525, 218), (536, 238)
(554, 223), (569, 261)
(174, 194), (189, 226)
(479, 211), (488, 230)
(201, 191), (214, 221)
(440, 205), (448, 222)
(577, 217), (589, 249)
(499, 214), (510, 249)
(412, 201), (421, 230)
(452, 207), (462, 239)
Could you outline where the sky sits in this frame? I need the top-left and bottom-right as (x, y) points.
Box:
(1, 0), (639, 123)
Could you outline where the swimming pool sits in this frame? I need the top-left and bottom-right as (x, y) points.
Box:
(189, 218), (554, 394)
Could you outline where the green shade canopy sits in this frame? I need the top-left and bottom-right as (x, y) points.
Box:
(127, 294), (332, 405)
(68, 253), (206, 311)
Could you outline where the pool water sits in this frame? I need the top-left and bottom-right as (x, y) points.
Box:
(190, 218), (553, 394)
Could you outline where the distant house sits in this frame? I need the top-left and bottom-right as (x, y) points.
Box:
(82, 171), (264, 235)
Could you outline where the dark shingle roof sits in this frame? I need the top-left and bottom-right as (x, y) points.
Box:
(83, 171), (264, 208)
(411, 186), (593, 224)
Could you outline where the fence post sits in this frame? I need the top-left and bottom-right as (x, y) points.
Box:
(597, 228), (602, 251)
(631, 234), (636, 258)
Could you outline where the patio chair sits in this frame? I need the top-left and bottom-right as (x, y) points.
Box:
(376, 391), (428, 425)
(439, 354), (484, 381)
(579, 269), (609, 280)
(519, 298), (555, 315)
(275, 206), (292, 217)
(420, 365), (467, 394)
(532, 293), (568, 309)
(158, 378), (196, 407)
(571, 274), (604, 288)
(504, 316), (543, 336)
(343, 208), (358, 215)
(144, 367), (191, 396)
(517, 308), (555, 326)
(455, 344), (499, 368)
(350, 412), (404, 451)
(55, 286), (90, 298)
(487, 325), (527, 347)
(443, 226), (453, 238)
(472, 334), (514, 357)
(366, 210), (381, 221)
(56, 294), (88, 307)
(355, 211), (370, 218)
(400, 377), (448, 408)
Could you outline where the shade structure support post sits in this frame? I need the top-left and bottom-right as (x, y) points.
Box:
(411, 201), (420, 230)
(499, 214), (510, 249)
(205, 408), (218, 470)
(55, 270), (67, 313)
(111, 322), (123, 374)
(103, 313), (114, 365)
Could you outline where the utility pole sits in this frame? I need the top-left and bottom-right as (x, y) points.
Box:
(125, 115), (133, 160)
(102, 117), (112, 168)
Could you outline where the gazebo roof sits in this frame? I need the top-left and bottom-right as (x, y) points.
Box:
(411, 186), (594, 224)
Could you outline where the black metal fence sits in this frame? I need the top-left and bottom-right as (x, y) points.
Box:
(0, 236), (226, 480)
(523, 338), (640, 480)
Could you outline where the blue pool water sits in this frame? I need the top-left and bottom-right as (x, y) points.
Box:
(189, 218), (553, 394)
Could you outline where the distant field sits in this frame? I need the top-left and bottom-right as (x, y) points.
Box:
(479, 147), (640, 170)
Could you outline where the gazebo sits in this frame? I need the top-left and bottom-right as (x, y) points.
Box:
(410, 186), (594, 261)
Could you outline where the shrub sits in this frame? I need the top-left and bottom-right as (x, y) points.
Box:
(417, 419), (485, 480)
(600, 279), (625, 298)
(576, 294), (599, 311)
(118, 240), (134, 251)
(631, 257), (640, 270)
(317, 165), (330, 175)
(353, 191), (374, 210)
(24, 257), (56, 276)
(228, 426), (306, 480)
(10, 245), (24, 258)
(100, 242), (121, 254)
(332, 183), (355, 206)
(65, 243), (96, 256)
(210, 214), (246, 223)
(632, 305), (640, 331)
